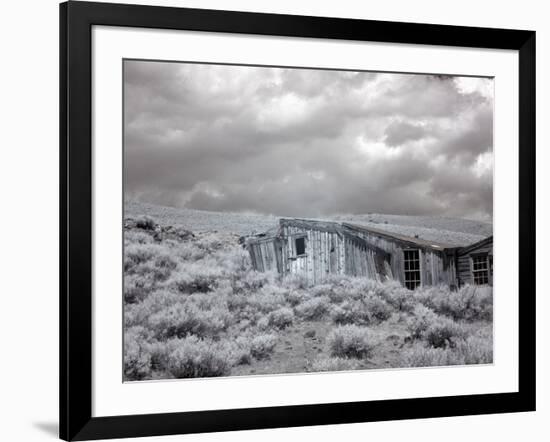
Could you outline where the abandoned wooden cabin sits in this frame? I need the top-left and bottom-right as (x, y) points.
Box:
(245, 218), (493, 289)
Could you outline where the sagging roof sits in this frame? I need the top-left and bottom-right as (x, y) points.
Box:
(457, 235), (493, 256)
(342, 222), (459, 251)
(281, 218), (459, 251)
(280, 218), (345, 233)
(248, 218), (463, 252)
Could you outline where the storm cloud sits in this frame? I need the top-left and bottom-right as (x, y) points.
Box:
(124, 60), (493, 220)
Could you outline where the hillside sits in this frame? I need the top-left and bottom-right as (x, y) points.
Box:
(125, 200), (492, 246)
(125, 200), (279, 236)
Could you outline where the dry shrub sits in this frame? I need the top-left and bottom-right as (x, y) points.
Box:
(241, 288), (287, 315)
(363, 295), (393, 322)
(327, 325), (377, 359)
(379, 283), (416, 313)
(124, 327), (152, 381)
(147, 339), (180, 373)
(124, 273), (157, 304)
(135, 215), (156, 230)
(330, 295), (392, 326)
(454, 337), (493, 364)
(231, 269), (276, 293)
(194, 232), (231, 252)
(147, 335), (253, 375)
(268, 307), (294, 329)
(165, 261), (224, 293)
(330, 300), (370, 325)
(320, 275), (371, 303)
(403, 342), (464, 367)
(450, 285), (493, 321)
(411, 286), (441, 310)
(226, 294), (261, 323)
(125, 230), (153, 245)
(415, 285), (493, 322)
(284, 290), (310, 307)
(162, 225), (194, 241)
(147, 299), (232, 339)
(250, 334), (278, 360)
(214, 247), (251, 274)
(231, 336), (254, 365)
(309, 284), (335, 299)
(125, 290), (181, 328)
(174, 242), (206, 261)
(132, 261), (174, 283)
(167, 336), (233, 378)
(403, 327), (492, 368)
(295, 296), (330, 320)
(454, 326), (493, 364)
(405, 304), (438, 340)
(314, 277), (409, 318)
(255, 315), (270, 331)
(124, 243), (158, 271)
(328, 279), (364, 302)
(154, 253), (178, 271)
(334, 277), (386, 301)
(424, 316), (467, 348)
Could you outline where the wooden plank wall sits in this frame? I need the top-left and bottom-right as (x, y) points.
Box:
(344, 237), (382, 281)
(248, 221), (460, 289)
(347, 228), (456, 287)
(247, 238), (281, 273)
(457, 240), (493, 286)
(279, 224), (396, 285)
(280, 225), (346, 285)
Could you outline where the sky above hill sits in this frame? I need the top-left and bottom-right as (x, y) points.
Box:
(124, 60), (493, 221)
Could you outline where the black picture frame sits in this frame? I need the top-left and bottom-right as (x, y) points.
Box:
(60, 1), (536, 440)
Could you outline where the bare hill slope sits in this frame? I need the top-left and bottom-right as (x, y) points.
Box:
(125, 200), (492, 246)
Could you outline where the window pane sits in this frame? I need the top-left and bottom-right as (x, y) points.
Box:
(295, 237), (306, 256)
(403, 250), (421, 290)
(472, 254), (489, 285)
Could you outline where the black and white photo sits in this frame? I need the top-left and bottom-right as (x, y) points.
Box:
(123, 59), (494, 381)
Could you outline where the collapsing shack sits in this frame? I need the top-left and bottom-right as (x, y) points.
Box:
(246, 218), (493, 289)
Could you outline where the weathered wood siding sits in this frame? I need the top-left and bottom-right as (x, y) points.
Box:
(246, 237), (282, 273)
(280, 224), (346, 285)
(344, 225), (457, 288)
(246, 219), (474, 289)
(457, 237), (493, 286)
(423, 250), (457, 287)
(343, 234), (392, 281)
(277, 222), (393, 285)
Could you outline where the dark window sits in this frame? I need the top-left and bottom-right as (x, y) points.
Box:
(295, 237), (306, 256)
(403, 249), (421, 290)
(472, 255), (489, 285)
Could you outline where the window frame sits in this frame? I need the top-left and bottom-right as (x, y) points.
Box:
(403, 248), (422, 290)
(471, 253), (490, 285)
(291, 234), (307, 258)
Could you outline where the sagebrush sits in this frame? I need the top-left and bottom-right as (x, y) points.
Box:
(124, 216), (493, 380)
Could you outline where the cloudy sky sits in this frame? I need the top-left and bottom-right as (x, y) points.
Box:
(124, 60), (493, 221)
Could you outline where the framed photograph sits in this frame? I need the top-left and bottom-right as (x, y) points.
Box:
(60, 1), (536, 440)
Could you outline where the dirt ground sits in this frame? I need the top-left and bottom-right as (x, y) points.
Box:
(231, 318), (412, 376)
